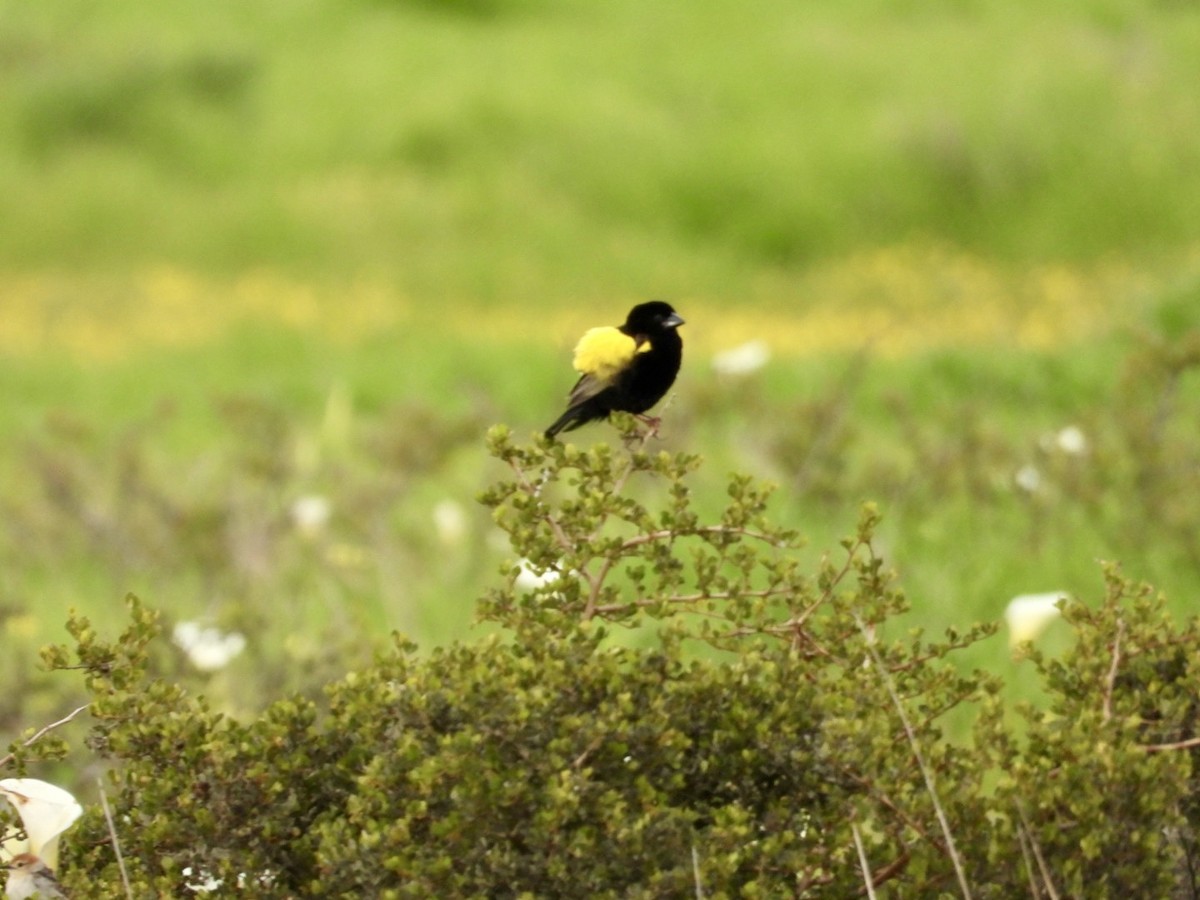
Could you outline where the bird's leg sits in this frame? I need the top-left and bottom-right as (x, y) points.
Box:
(635, 413), (662, 437)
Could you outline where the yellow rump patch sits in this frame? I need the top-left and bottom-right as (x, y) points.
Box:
(571, 326), (648, 382)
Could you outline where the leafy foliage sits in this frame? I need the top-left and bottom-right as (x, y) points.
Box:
(10, 425), (1198, 896)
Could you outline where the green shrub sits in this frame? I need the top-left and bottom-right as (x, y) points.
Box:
(21, 421), (1200, 896)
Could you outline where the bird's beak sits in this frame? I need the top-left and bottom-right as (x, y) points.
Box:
(665, 313), (685, 328)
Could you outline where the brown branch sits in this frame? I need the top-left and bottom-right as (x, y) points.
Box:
(785, 628), (840, 662)
(98, 777), (134, 899)
(571, 735), (605, 769)
(1101, 619), (1124, 723)
(591, 584), (798, 616)
(834, 766), (940, 849)
(0, 703), (91, 769)
(619, 524), (789, 551)
(851, 821), (879, 900)
(797, 844), (911, 895)
(583, 558), (614, 620)
(1016, 822), (1043, 900)
(765, 595), (829, 640)
(1140, 735), (1200, 753)
(545, 428), (655, 619)
(884, 632), (992, 674)
(691, 844), (705, 900)
(910, 685), (985, 736)
(1015, 800), (1061, 900)
(586, 426), (654, 546)
(864, 849), (912, 894)
(856, 614), (973, 899)
(506, 458), (576, 558)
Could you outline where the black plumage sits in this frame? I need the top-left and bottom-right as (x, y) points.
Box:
(545, 301), (685, 439)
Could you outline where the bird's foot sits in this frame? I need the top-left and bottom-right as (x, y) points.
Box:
(635, 414), (662, 438)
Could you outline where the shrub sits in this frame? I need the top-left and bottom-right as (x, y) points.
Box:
(21, 420), (1200, 896)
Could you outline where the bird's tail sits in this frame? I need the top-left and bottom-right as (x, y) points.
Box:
(544, 407), (583, 440)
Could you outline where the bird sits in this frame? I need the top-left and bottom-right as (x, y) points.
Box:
(545, 301), (685, 439)
(4, 853), (69, 899)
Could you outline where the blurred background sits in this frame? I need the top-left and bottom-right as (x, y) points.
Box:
(2, 0), (1200, 725)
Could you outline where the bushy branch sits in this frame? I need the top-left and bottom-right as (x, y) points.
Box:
(21, 430), (1200, 897)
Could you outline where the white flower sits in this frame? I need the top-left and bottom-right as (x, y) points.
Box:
(1005, 592), (1066, 648)
(1055, 425), (1088, 455)
(432, 500), (467, 546)
(290, 495), (331, 538)
(182, 865), (223, 894)
(0, 779), (82, 870)
(515, 559), (560, 590)
(1014, 464), (1042, 494)
(1039, 424), (1089, 456)
(181, 866), (276, 893)
(712, 340), (770, 377)
(173, 621), (247, 672)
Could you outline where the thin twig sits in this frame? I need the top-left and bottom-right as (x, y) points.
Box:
(583, 558), (613, 620)
(591, 584), (798, 616)
(523, 427), (656, 619)
(1140, 735), (1200, 753)
(863, 850), (912, 889)
(1016, 821), (1042, 899)
(1015, 800), (1060, 900)
(794, 849), (910, 894)
(820, 540), (868, 608)
(571, 735), (604, 770)
(581, 431), (658, 617)
(834, 765), (939, 847)
(0, 704), (90, 769)
(98, 778), (133, 900)
(884, 632), (994, 673)
(619, 524), (789, 551)
(851, 822), (879, 900)
(855, 614), (973, 900)
(600, 424), (653, 514)
(506, 459), (576, 557)
(1101, 619), (1124, 723)
(691, 844), (706, 900)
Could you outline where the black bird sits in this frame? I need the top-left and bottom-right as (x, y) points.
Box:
(545, 301), (685, 439)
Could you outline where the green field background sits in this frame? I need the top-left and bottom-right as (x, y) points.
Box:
(2, 0), (1200, 725)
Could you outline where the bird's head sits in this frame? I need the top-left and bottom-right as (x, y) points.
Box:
(6, 853), (42, 872)
(623, 301), (684, 334)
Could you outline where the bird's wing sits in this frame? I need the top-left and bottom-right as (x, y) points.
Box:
(566, 326), (648, 406)
(572, 326), (647, 381)
(565, 372), (606, 407)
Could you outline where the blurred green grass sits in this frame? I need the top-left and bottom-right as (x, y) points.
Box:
(2, 0), (1199, 288)
(1, 0), (1200, 726)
